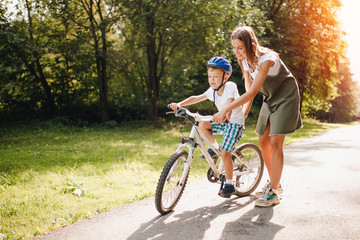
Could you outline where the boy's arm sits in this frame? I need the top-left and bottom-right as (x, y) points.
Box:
(169, 94), (207, 111)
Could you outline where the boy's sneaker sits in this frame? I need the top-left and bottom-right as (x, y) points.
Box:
(200, 148), (218, 159)
(255, 188), (280, 207)
(218, 184), (235, 198)
(254, 181), (283, 198)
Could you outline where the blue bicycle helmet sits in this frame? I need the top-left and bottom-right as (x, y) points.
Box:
(207, 57), (232, 76)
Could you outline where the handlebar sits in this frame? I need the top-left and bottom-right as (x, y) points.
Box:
(167, 106), (213, 122)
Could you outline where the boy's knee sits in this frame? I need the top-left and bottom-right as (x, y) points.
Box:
(199, 121), (210, 130)
(220, 149), (231, 160)
(199, 122), (213, 135)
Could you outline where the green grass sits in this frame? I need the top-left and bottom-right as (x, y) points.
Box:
(0, 118), (355, 239)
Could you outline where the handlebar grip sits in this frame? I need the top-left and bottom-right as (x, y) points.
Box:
(175, 107), (187, 117)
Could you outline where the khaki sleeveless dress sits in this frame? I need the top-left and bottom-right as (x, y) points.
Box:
(246, 56), (303, 136)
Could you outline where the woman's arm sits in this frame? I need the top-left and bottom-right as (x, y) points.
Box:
(242, 70), (253, 118)
(214, 60), (274, 122)
(224, 97), (234, 120)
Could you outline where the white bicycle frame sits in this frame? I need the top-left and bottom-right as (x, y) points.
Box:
(173, 108), (253, 186)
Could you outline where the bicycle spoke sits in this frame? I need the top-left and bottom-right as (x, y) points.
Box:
(155, 151), (189, 214)
(231, 143), (264, 196)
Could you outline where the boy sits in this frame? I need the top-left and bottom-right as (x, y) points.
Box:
(169, 56), (250, 198)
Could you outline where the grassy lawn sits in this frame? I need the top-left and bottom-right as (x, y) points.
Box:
(0, 118), (354, 239)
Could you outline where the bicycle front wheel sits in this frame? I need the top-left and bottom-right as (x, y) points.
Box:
(155, 150), (189, 214)
(232, 143), (264, 196)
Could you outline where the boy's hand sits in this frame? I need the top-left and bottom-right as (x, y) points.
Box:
(169, 103), (180, 111)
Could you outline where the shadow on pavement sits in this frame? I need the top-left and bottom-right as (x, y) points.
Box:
(220, 206), (284, 240)
(286, 141), (354, 152)
(284, 139), (357, 168)
(128, 196), (283, 240)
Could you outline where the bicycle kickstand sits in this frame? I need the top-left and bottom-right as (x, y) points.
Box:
(219, 174), (226, 190)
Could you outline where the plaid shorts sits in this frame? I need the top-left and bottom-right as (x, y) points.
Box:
(210, 121), (245, 153)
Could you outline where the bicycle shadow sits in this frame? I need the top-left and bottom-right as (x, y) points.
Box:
(220, 205), (284, 240)
(127, 196), (282, 240)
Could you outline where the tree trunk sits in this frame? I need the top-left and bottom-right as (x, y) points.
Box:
(146, 52), (159, 121)
(98, 5), (109, 123)
(86, 0), (109, 123)
(25, 0), (55, 116)
(99, 28), (109, 122)
(297, 60), (307, 114)
(36, 58), (56, 116)
(145, 9), (159, 121)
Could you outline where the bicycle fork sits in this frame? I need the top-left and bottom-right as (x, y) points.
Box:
(173, 138), (196, 187)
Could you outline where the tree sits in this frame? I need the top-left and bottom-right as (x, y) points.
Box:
(117, 0), (248, 120)
(2, 0), (356, 123)
(327, 59), (359, 122)
(58, 0), (122, 122)
(1, 0), (98, 119)
(0, 0), (56, 116)
(255, 0), (345, 113)
(44, 0), (97, 113)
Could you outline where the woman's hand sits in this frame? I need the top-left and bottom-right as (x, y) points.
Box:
(213, 108), (230, 123)
(225, 110), (232, 120)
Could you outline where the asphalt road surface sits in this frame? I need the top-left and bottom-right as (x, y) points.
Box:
(37, 124), (360, 240)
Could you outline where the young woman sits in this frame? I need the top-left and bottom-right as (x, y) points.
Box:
(214, 26), (302, 207)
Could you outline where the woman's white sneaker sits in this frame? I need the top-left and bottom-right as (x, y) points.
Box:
(255, 188), (280, 207)
(254, 181), (283, 198)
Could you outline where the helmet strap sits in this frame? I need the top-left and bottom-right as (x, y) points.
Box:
(213, 73), (226, 106)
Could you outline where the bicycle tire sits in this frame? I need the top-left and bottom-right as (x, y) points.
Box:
(155, 150), (190, 214)
(232, 143), (264, 196)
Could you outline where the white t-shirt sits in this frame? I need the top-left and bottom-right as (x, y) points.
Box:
(241, 52), (280, 80)
(204, 81), (245, 125)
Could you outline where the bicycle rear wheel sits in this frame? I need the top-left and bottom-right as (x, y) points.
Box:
(232, 143), (264, 196)
(155, 150), (190, 214)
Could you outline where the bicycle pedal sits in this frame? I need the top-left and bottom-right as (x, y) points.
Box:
(218, 193), (233, 198)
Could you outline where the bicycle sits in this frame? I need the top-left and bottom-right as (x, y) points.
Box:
(155, 107), (264, 215)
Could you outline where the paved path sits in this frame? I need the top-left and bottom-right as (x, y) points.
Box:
(37, 124), (360, 240)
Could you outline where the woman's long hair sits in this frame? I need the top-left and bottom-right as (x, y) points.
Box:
(231, 26), (274, 66)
